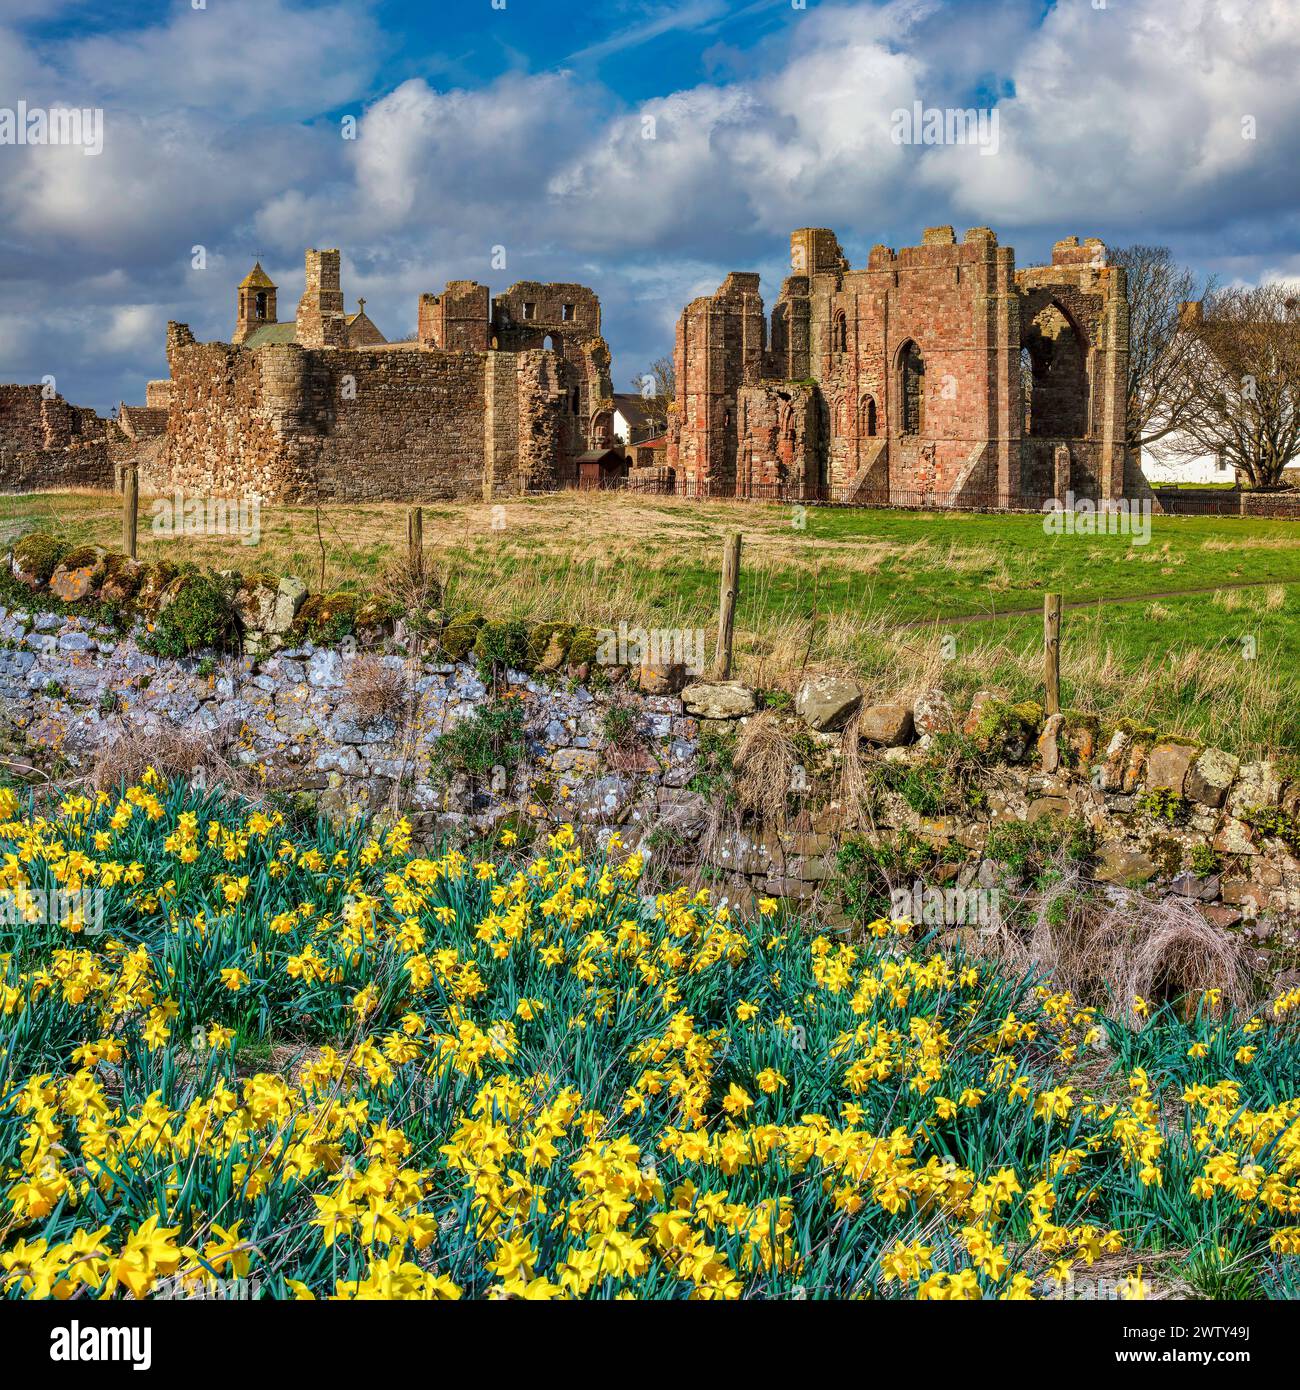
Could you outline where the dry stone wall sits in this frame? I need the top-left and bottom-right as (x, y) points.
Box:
(2, 594), (1299, 977)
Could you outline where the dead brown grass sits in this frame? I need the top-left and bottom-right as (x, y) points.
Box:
(731, 712), (799, 830)
(88, 714), (267, 802)
(1025, 869), (1250, 1025)
(343, 656), (409, 726)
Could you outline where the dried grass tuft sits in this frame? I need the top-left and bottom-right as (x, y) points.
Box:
(731, 712), (798, 830)
(1025, 867), (1249, 1025)
(88, 716), (265, 802)
(344, 656), (409, 726)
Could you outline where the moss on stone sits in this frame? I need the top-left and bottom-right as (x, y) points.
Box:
(294, 591), (359, 642)
(1153, 732), (1203, 750)
(566, 626), (599, 667)
(971, 696), (1042, 749)
(12, 532), (67, 584)
(439, 612), (486, 662)
(58, 544), (105, 573)
(527, 621), (575, 670)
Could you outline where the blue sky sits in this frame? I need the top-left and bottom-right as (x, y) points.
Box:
(2, 0), (1299, 412)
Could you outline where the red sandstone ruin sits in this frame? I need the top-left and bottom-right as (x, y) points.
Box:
(660, 225), (1141, 506)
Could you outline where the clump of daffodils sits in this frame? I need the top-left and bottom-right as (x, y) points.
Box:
(1, 776), (1298, 1300)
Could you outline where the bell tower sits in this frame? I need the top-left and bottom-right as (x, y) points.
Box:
(234, 261), (277, 344)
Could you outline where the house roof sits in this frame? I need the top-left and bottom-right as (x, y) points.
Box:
(118, 405), (169, 439)
(241, 322), (298, 348)
(612, 392), (654, 429)
(239, 261), (277, 290)
(635, 435), (666, 450)
(575, 448), (625, 465)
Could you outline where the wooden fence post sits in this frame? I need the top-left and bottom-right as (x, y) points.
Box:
(407, 506), (423, 577)
(1043, 593), (1062, 716)
(714, 532), (741, 680)
(122, 466), (139, 560)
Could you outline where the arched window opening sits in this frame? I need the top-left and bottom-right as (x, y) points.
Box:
(900, 342), (925, 436)
(833, 310), (848, 354)
(859, 394), (877, 437)
(1022, 302), (1089, 438)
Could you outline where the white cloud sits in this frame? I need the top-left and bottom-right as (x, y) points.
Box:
(65, 0), (384, 119)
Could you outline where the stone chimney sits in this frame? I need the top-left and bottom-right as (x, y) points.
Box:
(295, 249), (348, 348)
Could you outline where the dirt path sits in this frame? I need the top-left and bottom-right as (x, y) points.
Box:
(891, 576), (1293, 628)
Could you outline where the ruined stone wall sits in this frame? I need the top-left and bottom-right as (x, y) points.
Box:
(671, 225), (1127, 505)
(668, 272), (765, 493)
(4, 594), (1298, 957)
(736, 381), (819, 495)
(0, 385), (113, 493)
(158, 330), (581, 503)
(160, 329), (304, 499)
(1015, 238), (1128, 499)
(419, 282), (491, 351)
(817, 227), (1016, 499)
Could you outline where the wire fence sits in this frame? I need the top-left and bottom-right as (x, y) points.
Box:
(560, 475), (1300, 519)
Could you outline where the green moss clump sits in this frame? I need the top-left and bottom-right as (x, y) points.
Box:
(12, 532), (68, 584)
(566, 626), (599, 668)
(1153, 733), (1202, 751)
(294, 592), (360, 644)
(355, 596), (401, 631)
(143, 573), (239, 657)
(100, 553), (142, 598)
(527, 621), (575, 670)
(58, 544), (104, 573)
(971, 698), (1042, 754)
(439, 611), (486, 662)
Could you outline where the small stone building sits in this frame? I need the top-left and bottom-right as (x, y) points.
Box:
(668, 225), (1141, 505)
(133, 249), (615, 502)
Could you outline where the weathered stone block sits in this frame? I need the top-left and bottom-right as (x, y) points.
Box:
(1185, 748), (1239, 808)
(859, 702), (913, 746)
(1145, 741), (1198, 795)
(795, 674), (862, 732)
(682, 682), (756, 720)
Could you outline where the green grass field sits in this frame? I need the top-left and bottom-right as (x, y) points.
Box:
(5, 489), (1300, 753)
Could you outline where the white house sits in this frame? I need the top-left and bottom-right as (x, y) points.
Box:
(1139, 433), (1237, 485)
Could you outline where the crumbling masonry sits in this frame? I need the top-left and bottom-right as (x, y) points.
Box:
(664, 226), (1141, 504)
(122, 250), (615, 502)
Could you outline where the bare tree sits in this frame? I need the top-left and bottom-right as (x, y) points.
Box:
(1173, 284), (1300, 490)
(1110, 243), (1209, 451)
(629, 355), (676, 435)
